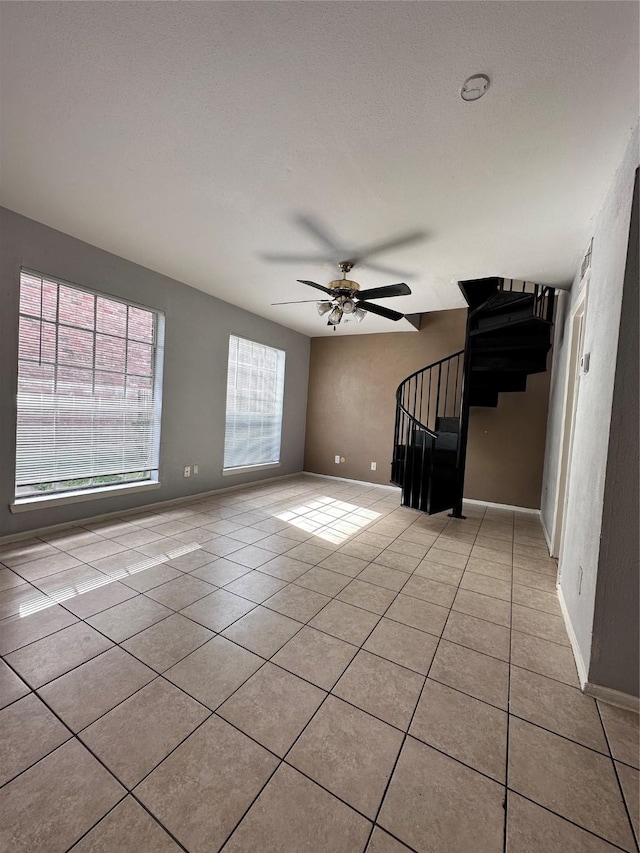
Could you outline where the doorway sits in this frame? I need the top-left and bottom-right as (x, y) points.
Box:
(551, 285), (588, 562)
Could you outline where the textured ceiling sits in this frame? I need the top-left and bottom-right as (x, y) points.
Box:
(1, 2), (638, 336)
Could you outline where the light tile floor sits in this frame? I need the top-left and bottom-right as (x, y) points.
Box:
(0, 475), (638, 852)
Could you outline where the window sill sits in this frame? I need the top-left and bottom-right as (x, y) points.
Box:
(10, 480), (162, 513)
(222, 462), (280, 477)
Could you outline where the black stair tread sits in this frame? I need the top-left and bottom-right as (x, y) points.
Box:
(471, 348), (550, 362)
(470, 349), (551, 363)
(471, 375), (528, 393)
(471, 357), (551, 371)
(470, 399), (499, 408)
(457, 277), (502, 310)
(471, 382), (527, 393)
(471, 346), (550, 361)
(470, 334), (552, 352)
(470, 338), (552, 353)
(434, 435), (458, 451)
(436, 417), (460, 433)
(470, 316), (552, 337)
(472, 365), (548, 377)
(471, 306), (548, 332)
(396, 277), (556, 518)
(469, 387), (500, 397)
(470, 353), (551, 369)
(469, 291), (535, 319)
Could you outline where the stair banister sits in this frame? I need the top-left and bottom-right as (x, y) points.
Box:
(392, 277), (555, 518)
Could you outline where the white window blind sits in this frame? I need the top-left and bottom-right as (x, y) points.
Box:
(224, 335), (285, 470)
(15, 270), (164, 498)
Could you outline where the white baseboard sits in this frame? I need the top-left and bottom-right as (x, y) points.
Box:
(584, 683), (640, 713)
(463, 498), (540, 515)
(302, 472), (400, 492)
(557, 584), (589, 689)
(303, 475), (542, 511)
(554, 578), (638, 712)
(540, 514), (553, 556)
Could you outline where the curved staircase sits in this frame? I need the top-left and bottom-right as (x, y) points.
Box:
(391, 277), (555, 517)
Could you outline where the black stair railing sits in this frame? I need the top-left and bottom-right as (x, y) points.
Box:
(392, 277), (555, 518)
(392, 350), (465, 514)
(502, 279), (555, 321)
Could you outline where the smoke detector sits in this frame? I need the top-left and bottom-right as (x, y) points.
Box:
(460, 74), (490, 102)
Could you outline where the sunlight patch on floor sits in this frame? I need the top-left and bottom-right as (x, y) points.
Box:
(18, 543), (202, 618)
(275, 496), (380, 544)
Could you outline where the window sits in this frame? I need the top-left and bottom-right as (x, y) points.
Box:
(224, 335), (285, 471)
(15, 270), (164, 499)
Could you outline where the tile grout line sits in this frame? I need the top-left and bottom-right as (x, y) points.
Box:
(0, 520), (580, 715)
(3, 485), (631, 853)
(503, 790), (635, 853)
(2, 495), (404, 707)
(3, 586), (304, 848)
(0, 512), (564, 700)
(594, 700), (639, 852)
(0, 602), (602, 796)
(64, 793), (191, 853)
(360, 505), (489, 853)
(502, 510), (516, 853)
(2, 504), (545, 619)
(212, 510), (465, 850)
(503, 521), (639, 853)
(213, 513), (438, 853)
(0, 657), (211, 793)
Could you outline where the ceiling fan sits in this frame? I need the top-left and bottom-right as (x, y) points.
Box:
(261, 215), (426, 279)
(272, 261), (412, 328)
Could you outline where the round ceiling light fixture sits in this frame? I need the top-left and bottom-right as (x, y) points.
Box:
(460, 73), (490, 102)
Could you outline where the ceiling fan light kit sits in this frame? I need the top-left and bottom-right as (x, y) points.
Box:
(354, 306), (366, 322)
(272, 259), (412, 329)
(328, 306), (343, 325)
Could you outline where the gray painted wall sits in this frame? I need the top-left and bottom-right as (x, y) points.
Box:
(589, 169), (639, 696)
(541, 124), (639, 684)
(0, 207), (310, 537)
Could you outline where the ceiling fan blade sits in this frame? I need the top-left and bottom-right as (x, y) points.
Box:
(350, 230), (427, 263)
(297, 279), (333, 295)
(271, 299), (328, 305)
(356, 259), (414, 278)
(356, 283), (412, 300)
(294, 214), (344, 254)
(263, 254), (412, 278)
(260, 252), (336, 263)
(357, 300), (405, 321)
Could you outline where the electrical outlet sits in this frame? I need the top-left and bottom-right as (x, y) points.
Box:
(335, 455), (340, 464)
(193, 464), (199, 475)
(183, 466), (191, 478)
(371, 462), (377, 471)
(340, 457), (345, 463)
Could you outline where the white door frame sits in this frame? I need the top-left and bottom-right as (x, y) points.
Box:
(550, 282), (588, 559)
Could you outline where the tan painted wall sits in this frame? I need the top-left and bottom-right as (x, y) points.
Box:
(304, 308), (551, 509)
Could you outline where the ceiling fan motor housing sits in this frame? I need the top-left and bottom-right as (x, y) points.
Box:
(328, 278), (360, 293)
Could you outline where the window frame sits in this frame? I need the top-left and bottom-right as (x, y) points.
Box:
(222, 334), (286, 475)
(11, 268), (165, 511)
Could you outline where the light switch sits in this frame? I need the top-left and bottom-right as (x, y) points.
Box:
(580, 352), (591, 375)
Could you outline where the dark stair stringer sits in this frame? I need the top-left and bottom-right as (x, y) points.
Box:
(391, 278), (555, 516)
